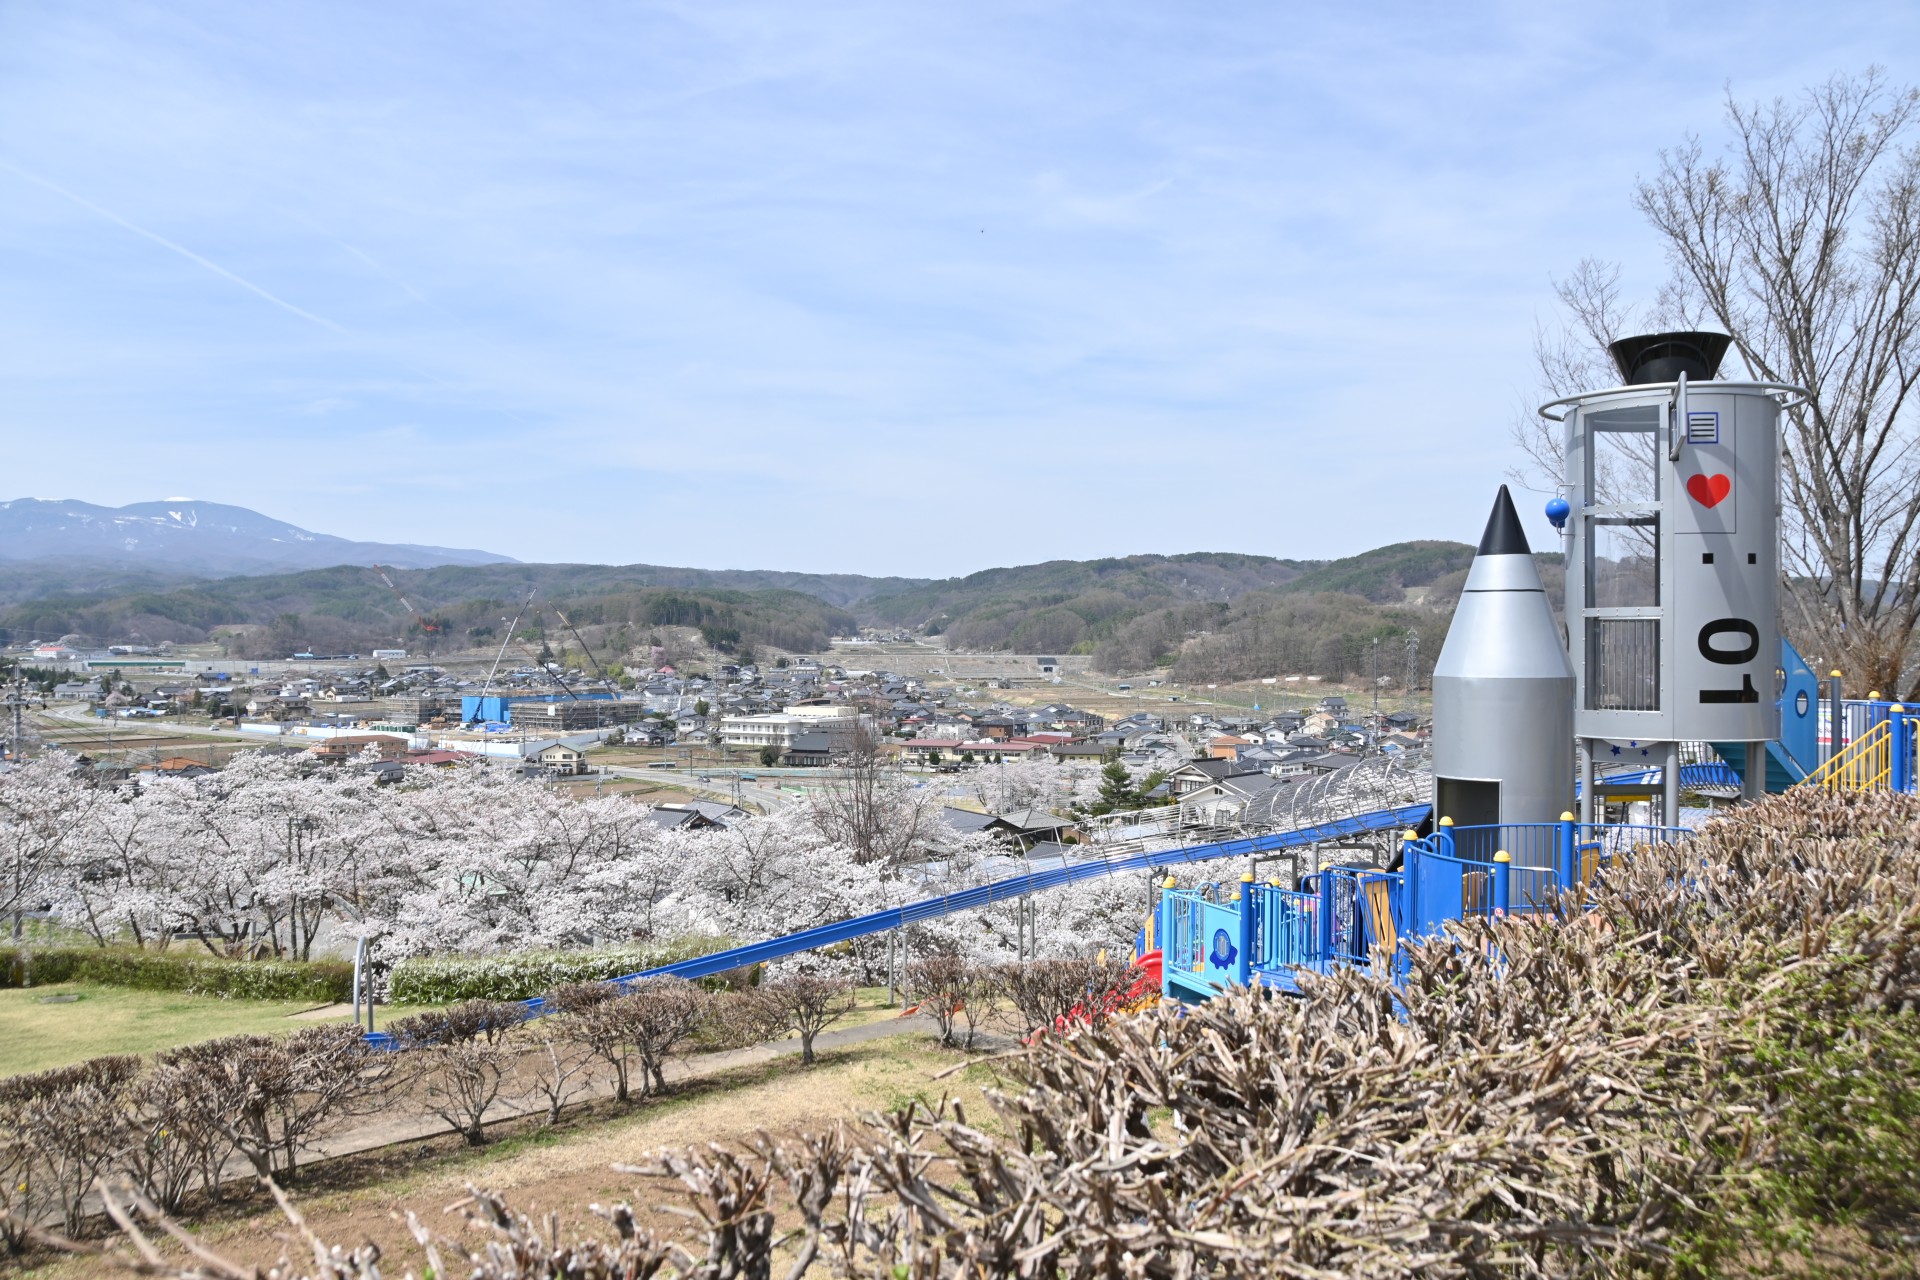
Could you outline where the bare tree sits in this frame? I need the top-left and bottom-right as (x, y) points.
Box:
(551, 979), (708, 1102)
(611, 979), (711, 1098)
(525, 1033), (596, 1126)
(997, 957), (1135, 1036)
(0, 1055), (139, 1240)
(548, 982), (637, 1103)
(751, 970), (854, 1066)
(905, 955), (991, 1048)
(387, 1000), (524, 1049)
(160, 1027), (386, 1182)
(1520, 72), (1920, 690)
(413, 1041), (514, 1147)
(124, 1061), (231, 1213)
(805, 724), (934, 865)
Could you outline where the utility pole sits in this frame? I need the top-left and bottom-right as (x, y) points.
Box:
(1369, 638), (1381, 732)
(3, 676), (29, 762)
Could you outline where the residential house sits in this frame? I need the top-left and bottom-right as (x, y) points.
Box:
(1206, 734), (1254, 761)
(899, 738), (965, 766)
(995, 809), (1079, 849)
(939, 807), (1023, 842)
(1166, 758), (1260, 797)
(781, 732), (835, 768)
(308, 735), (408, 764)
(526, 741), (589, 775)
(1180, 772), (1298, 826)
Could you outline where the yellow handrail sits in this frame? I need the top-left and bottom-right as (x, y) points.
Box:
(1797, 718), (1891, 791)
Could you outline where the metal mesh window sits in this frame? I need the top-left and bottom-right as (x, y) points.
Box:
(1587, 515), (1660, 607)
(1586, 618), (1660, 711)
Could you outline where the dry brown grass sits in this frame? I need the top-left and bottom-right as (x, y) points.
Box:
(9, 1033), (999, 1279)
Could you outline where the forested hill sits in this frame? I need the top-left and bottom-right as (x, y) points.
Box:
(0, 541), (1527, 678)
(858, 544), (1482, 678)
(860, 553), (1316, 649)
(0, 563), (873, 658)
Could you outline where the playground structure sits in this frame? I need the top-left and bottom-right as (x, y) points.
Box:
(1155, 817), (1688, 1003)
(352, 330), (1920, 1034)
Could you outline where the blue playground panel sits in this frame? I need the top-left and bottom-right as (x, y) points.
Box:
(1156, 818), (1691, 1002)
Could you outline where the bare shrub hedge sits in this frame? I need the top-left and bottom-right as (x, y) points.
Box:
(21, 791), (1920, 1275)
(68, 789), (1920, 1277)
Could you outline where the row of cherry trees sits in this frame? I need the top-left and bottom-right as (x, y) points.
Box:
(1, 750), (1143, 967)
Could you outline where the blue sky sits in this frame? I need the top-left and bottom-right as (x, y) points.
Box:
(1, 2), (1913, 576)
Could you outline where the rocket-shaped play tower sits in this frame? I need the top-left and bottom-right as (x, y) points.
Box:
(1431, 486), (1575, 857)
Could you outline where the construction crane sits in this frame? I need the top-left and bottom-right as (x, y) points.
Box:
(513, 635), (580, 700)
(481, 589), (538, 695)
(370, 564), (441, 639)
(546, 602), (614, 683)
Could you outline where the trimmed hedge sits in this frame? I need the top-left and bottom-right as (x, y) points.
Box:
(0, 946), (352, 1003)
(388, 938), (730, 1005)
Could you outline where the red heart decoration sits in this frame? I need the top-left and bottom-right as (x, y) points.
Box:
(1686, 473), (1731, 508)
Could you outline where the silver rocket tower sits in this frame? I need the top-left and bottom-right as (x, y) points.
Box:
(1431, 486), (1575, 851)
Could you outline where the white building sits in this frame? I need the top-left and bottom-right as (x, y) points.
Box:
(721, 708), (866, 751)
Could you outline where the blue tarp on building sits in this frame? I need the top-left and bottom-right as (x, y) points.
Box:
(460, 691), (620, 723)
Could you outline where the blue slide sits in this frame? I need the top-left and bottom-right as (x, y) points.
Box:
(526, 802), (1432, 1008)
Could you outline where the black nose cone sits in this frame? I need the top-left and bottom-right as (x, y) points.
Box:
(1476, 485), (1532, 557)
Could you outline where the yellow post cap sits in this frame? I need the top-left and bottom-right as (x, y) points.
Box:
(1162, 876), (1178, 889)
(1438, 816), (1454, 826)
(1402, 828), (1418, 840)
(1894, 704), (1907, 713)
(1240, 870), (1255, 882)
(1872, 691), (1882, 699)
(1831, 670), (1843, 678)
(1560, 811), (1576, 822)
(1268, 877), (1282, 886)
(1493, 850), (1511, 863)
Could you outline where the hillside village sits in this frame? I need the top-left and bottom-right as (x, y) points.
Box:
(7, 641), (1428, 834)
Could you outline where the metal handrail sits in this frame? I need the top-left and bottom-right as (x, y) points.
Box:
(1536, 380), (1810, 422)
(1798, 717), (1891, 791)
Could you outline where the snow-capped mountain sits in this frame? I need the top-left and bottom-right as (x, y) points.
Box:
(0, 499), (515, 574)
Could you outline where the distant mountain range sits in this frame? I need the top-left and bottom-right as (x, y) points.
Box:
(0, 499), (515, 575)
(0, 497), (1489, 681)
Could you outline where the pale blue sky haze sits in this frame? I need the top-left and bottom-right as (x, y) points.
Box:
(0, 2), (1914, 574)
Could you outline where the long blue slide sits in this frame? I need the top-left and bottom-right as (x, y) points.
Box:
(520, 802), (1431, 1008)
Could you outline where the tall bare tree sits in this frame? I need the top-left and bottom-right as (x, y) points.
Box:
(805, 724), (936, 865)
(1519, 71), (1920, 692)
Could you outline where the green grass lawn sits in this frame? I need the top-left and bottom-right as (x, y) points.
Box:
(0, 983), (352, 1077)
(0, 983), (910, 1080)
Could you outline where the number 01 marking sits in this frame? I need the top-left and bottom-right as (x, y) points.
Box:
(1699, 618), (1760, 704)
